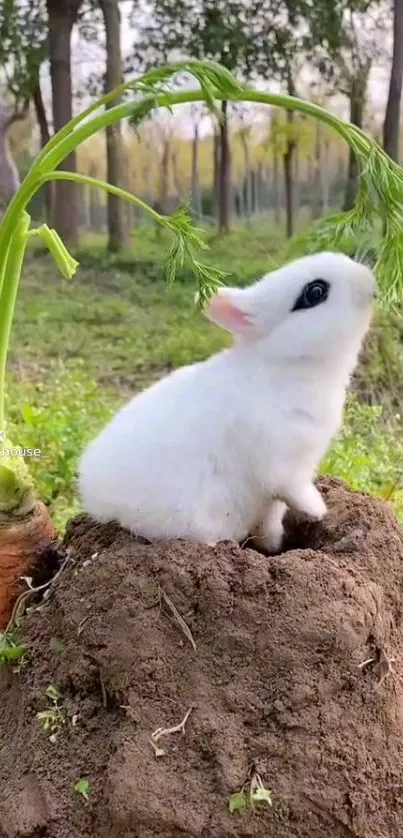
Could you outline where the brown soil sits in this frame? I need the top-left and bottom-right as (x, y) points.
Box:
(1, 477), (403, 838)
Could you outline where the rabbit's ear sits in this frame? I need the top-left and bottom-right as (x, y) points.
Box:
(205, 288), (254, 334)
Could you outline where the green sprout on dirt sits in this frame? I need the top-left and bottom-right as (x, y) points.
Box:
(0, 628), (25, 664)
(229, 772), (273, 814)
(74, 778), (91, 801)
(1, 58), (403, 515)
(36, 684), (67, 740)
(50, 636), (65, 654)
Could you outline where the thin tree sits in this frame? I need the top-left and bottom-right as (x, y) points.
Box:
(283, 68), (298, 238)
(218, 99), (231, 233)
(190, 106), (202, 218)
(0, 0), (51, 216)
(47, 0), (83, 244)
(309, 83), (327, 219)
(129, 0), (297, 234)
(342, 59), (371, 210)
(152, 118), (173, 213)
(171, 147), (185, 200)
(32, 76), (54, 220)
(213, 125), (220, 222)
(268, 112), (282, 226)
(100, 0), (129, 251)
(383, 0), (403, 161)
(0, 98), (29, 210)
(306, 2), (384, 210)
(238, 111), (253, 225)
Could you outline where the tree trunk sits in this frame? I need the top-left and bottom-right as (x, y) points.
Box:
(283, 144), (295, 237)
(283, 109), (296, 238)
(0, 136), (19, 210)
(89, 164), (102, 231)
(311, 118), (322, 220)
(248, 170), (254, 219)
(383, 0), (403, 160)
(32, 82), (50, 148)
(322, 139), (330, 213)
(218, 100), (231, 234)
(171, 149), (184, 201)
(213, 127), (220, 221)
(190, 123), (202, 217)
(32, 78), (53, 221)
(343, 81), (366, 211)
(100, 0), (129, 251)
(272, 154), (281, 224)
(142, 160), (152, 210)
(293, 146), (300, 219)
(47, 0), (80, 245)
(159, 139), (170, 213)
(79, 184), (90, 228)
(240, 131), (252, 225)
(255, 162), (263, 214)
(237, 180), (245, 219)
(283, 71), (297, 238)
(0, 105), (20, 210)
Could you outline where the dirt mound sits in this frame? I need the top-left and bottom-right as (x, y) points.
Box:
(1, 477), (403, 838)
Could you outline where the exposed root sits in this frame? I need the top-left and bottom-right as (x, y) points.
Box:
(150, 707), (193, 757)
(375, 649), (395, 690)
(358, 648), (396, 689)
(3, 554), (70, 640)
(357, 657), (376, 669)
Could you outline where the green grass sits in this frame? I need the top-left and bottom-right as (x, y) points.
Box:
(6, 222), (403, 530)
(321, 395), (403, 519)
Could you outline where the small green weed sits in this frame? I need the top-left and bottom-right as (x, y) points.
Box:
(0, 629), (26, 664)
(50, 636), (65, 654)
(36, 684), (67, 740)
(229, 772), (273, 814)
(74, 778), (91, 801)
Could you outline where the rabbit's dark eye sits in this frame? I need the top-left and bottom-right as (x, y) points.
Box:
(291, 279), (330, 312)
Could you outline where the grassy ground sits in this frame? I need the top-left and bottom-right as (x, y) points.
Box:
(6, 222), (403, 530)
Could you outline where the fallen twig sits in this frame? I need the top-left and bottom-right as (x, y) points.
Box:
(159, 586), (196, 651)
(99, 672), (108, 708)
(77, 616), (89, 637)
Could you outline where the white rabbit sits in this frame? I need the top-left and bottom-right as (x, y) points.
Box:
(78, 251), (376, 553)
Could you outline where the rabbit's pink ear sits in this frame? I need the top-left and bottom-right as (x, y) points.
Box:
(205, 290), (253, 333)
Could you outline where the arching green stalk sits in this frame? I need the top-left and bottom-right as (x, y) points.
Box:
(0, 213), (30, 430)
(0, 212), (35, 513)
(0, 83), (401, 299)
(42, 171), (174, 225)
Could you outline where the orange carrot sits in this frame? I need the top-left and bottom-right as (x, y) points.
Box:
(0, 502), (56, 628)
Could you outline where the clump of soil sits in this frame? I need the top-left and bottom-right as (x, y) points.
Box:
(1, 477), (403, 838)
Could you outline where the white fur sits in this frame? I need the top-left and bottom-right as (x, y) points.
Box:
(78, 251), (375, 552)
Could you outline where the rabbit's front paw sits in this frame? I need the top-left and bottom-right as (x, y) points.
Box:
(282, 483), (327, 521)
(252, 528), (284, 554)
(251, 499), (286, 554)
